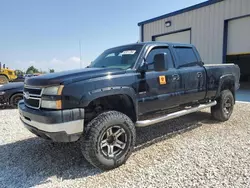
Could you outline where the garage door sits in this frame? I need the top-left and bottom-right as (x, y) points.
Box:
(227, 16), (250, 55)
(226, 16), (250, 82)
(154, 30), (191, 44)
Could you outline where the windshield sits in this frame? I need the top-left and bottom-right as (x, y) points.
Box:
(89, 44), (143, 70)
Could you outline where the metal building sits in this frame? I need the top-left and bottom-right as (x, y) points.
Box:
(138, 0), (250, 81)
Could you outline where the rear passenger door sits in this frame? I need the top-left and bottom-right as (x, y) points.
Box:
(173, 46), (206, 105)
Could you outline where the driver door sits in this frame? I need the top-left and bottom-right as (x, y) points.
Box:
(137, 47), (179, 115)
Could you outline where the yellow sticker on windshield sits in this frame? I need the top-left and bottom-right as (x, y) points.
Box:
(159, 76), (166, 85)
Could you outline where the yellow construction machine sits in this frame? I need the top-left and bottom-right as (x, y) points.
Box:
(0, 62), (17, 84)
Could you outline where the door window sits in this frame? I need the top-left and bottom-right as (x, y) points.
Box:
(174, 47), (198, 68)
(146, 48), (173, 71)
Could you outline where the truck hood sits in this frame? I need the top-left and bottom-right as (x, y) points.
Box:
(0, 82), (24, 91)
(25, 68), (126, 86)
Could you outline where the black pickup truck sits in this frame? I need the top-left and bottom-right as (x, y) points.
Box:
(18, 42), (240, 170)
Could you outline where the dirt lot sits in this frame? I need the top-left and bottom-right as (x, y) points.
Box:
(0, 103), (250, 188)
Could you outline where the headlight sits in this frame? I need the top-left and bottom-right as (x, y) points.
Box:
(41, 100), (62, 109)
(42, 85), (64, 95)
(41, 85), (64, 109)
(0, 91), (5, 95)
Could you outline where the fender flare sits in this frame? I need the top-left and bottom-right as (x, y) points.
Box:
(0, 74), (9, 80)
(80, 86), (138, 117)
(216, 74), (235, 98)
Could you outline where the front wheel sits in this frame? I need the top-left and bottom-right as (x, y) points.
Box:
(0, 75), (9, 85)
(10, 93), (23, 108)
(211, 90), (234, 121)
(80, 111), (136, 170)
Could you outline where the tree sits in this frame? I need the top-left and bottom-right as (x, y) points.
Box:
(26, 66), (39, 74)
(49, 69), (55, 73)
(15, 70), (25, 76)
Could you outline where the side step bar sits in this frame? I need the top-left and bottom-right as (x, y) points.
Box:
(135, 101), (217, 127)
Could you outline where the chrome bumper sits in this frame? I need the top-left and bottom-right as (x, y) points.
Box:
(20, 114), (84, 135)
(18, 100), (85, 142)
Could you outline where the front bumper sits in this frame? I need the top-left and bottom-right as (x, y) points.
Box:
(18, 100), (85, 142)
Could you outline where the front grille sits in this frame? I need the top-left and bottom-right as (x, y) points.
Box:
(23, 87), (42, 96)
(23, 86), (43, 109)
(24, 98), (40, 108)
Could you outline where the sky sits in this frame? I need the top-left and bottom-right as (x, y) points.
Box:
(0, 0), (203, 72)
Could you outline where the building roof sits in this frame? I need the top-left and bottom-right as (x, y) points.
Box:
(138, 0), (224, 26)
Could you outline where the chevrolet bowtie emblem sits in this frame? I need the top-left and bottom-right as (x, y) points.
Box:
(24, 92), (30, 99)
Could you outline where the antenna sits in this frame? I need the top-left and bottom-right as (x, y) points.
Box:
(79, 40), (82, 68)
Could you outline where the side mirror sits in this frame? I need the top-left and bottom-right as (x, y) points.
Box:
(138, 53), (168, 73)
(139, 60), (148, 72)
(154, 53), (168, 72)
(139, 57), (156, 72)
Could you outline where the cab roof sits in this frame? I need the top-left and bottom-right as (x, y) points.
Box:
(138, 41), (194, 47)
(105, 42), (195, 52)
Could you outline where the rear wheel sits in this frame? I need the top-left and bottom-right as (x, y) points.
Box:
(211, 90), (234, 121)
(0, 75), (9, 85)
(80, 111), (136, 170)
(10, 93), (23, 108)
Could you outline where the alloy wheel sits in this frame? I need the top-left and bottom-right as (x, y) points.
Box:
(223, 97), (233, 117)
(100, 125), (127, 158)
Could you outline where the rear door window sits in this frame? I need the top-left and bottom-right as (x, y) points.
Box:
(174, 47), (198, 68)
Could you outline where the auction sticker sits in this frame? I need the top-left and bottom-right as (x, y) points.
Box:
(121, 50), (136, 55)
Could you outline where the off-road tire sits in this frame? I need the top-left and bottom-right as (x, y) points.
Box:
(211, 90), (234, 121)
(0, 75), (9, 85)
(80, 111), (136, 170)
(10, 93), (23, 108)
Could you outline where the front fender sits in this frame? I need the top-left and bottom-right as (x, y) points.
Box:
(80, 86), (138, 116)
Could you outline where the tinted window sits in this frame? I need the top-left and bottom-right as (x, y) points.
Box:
(175, 47), (198, 68)
(146, 48), (173, 71)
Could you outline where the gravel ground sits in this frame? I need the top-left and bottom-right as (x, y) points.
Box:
(0, 103), (250, 188)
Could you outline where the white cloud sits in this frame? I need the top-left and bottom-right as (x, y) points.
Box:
(12, 56), (90, 73)
(68, 56), (81, 63)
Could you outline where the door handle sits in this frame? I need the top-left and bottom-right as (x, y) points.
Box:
(172, 74), (180, 81)
(197, 72), (203, 78)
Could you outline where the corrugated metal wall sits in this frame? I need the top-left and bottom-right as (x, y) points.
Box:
(142, 0), (250, 64)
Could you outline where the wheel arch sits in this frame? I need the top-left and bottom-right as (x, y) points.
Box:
(9, 92), (23, 101)
(0, 74), (9, 78)
(81, 87), (138, 123)
(216, 74), (236, 102)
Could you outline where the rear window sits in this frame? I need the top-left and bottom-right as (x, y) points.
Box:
(175, 47), (198, 68)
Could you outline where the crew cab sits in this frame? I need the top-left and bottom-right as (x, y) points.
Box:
(18, 42), (240, 170)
